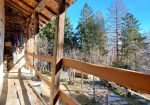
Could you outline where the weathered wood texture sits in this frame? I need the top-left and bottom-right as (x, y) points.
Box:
(26, 54), (150, 95)
(5, 0), (75, 27)
(24, 20), (29, 55)
(62, 58), (150, 94)
(26, 55), (80, 105)
(50, 0), (66, 104)
(26, 62), (51, 88)
(0, 68), (44, 105)
(26, 52), (54, 63)
(59, 91), (79, 105)
(5, 13), (25, 31)
(32, 11), (39, 79)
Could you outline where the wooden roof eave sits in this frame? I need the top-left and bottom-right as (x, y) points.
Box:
(5, 1), (29, 17)
(5, 0), (76, 26)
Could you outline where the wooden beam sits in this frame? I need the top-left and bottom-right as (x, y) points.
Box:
(18, 0), (36, 9)
(33, 12), (39, 35)
(40, 7), (53, 20)
(55, 0), (76, 11)
(39, 13), (50, 21)
(35, 0), (53, 12)
(6, 0), (31, 14)
(39, 22), (44, 27)
(39, 17), (48, 24)
(50, 0), (66, 104)
(5, 13), (26, 20)
(29, 11), (39, 79)
(27, 62), (51, 88)
(25, 0), (52, 25)
(24, 20), (30, 68)
(5, 1), (29, 17)
(39, 21), (46, 27)
(26, 52), (54, 63)
(5, 14), (24, 24)
(9, 0), (34, 13)
(62, 58), (150, 94)
(45, 6), (57, 16)
(59, 91), (79, 105)
(39, 18), (47, 24)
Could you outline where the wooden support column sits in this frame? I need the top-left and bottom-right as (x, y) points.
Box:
(24, 19), (30, 67)
(31, 11), (39, 79)
(50, 0), (66, 105)
(0, 0), (5, 85)
(28, 18), (32, 73)
(32, 11), (39, 64)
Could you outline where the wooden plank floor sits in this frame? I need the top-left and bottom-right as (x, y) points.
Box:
(0, 68), (44, 105)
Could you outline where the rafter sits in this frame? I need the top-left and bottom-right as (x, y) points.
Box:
(39, 23), (42, 27)
(39, 21), (44, 28)
(39, 19), (45, 25)
(6, 13), (26, 20)
(45, 6), (57, 16)
(17, 0), (34, 10)
(18, 0), (38, 9)
(26, 0), (70, 26)
(39, 13), (50, 22)
(55, 0), (75, 8)
(5, 0), (29, 17)
(39, 16), (48, 24)
(35, 0), (53, 12)
(40, 8), (53, 19)
(25, 0), (53, 25)
(9, 0), (33, 13)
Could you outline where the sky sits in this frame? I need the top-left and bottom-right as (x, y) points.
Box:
(67, 0), (150, 33)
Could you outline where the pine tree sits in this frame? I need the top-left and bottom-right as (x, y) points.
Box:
(121, 13), (148, 70)
(77, 3), (96, 61)
(95, 11), (107, 64)
(64, 17), (74, 51)
(76, 3), (97, 101)
(39, 17), (75, 74)
(39, 17), (75, 54)
(39, 19), (55, 55)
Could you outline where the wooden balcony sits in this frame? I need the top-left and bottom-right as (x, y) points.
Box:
(0, 0), (150, 105)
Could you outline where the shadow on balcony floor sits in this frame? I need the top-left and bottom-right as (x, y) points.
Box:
(0, 66), (44, 105)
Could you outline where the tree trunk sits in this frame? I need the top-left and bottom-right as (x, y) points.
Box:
(81, 72), (83, 92)
(93, 75), (96, 102)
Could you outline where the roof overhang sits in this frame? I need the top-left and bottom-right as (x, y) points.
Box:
(5, 0), (76, 28)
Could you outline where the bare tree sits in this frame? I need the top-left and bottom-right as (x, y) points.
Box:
(107, 0), (127, 61)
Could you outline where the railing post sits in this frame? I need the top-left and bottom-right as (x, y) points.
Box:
(28, 18), (32, 73)
(33, 11), (39, 80)
(28, 12), (39, 78)
(50, 0), (66, 104)
(25, 19), (29, 67)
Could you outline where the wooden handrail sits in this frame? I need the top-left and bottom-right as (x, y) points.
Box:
(27, 62), (51, 88)
(59, 90), (79, 105)
(62, 58), (150, 94)
(26, 61), (79, 105)
(26, 55), (150, 104)
(26, 52), (54, 63)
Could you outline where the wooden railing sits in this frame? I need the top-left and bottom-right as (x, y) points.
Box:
(26, 52), (150, 105)
(26, 52), (79, 105)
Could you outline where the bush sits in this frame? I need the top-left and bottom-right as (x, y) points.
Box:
(112, 60), (131, 69)
(112, 60), (126, 68)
